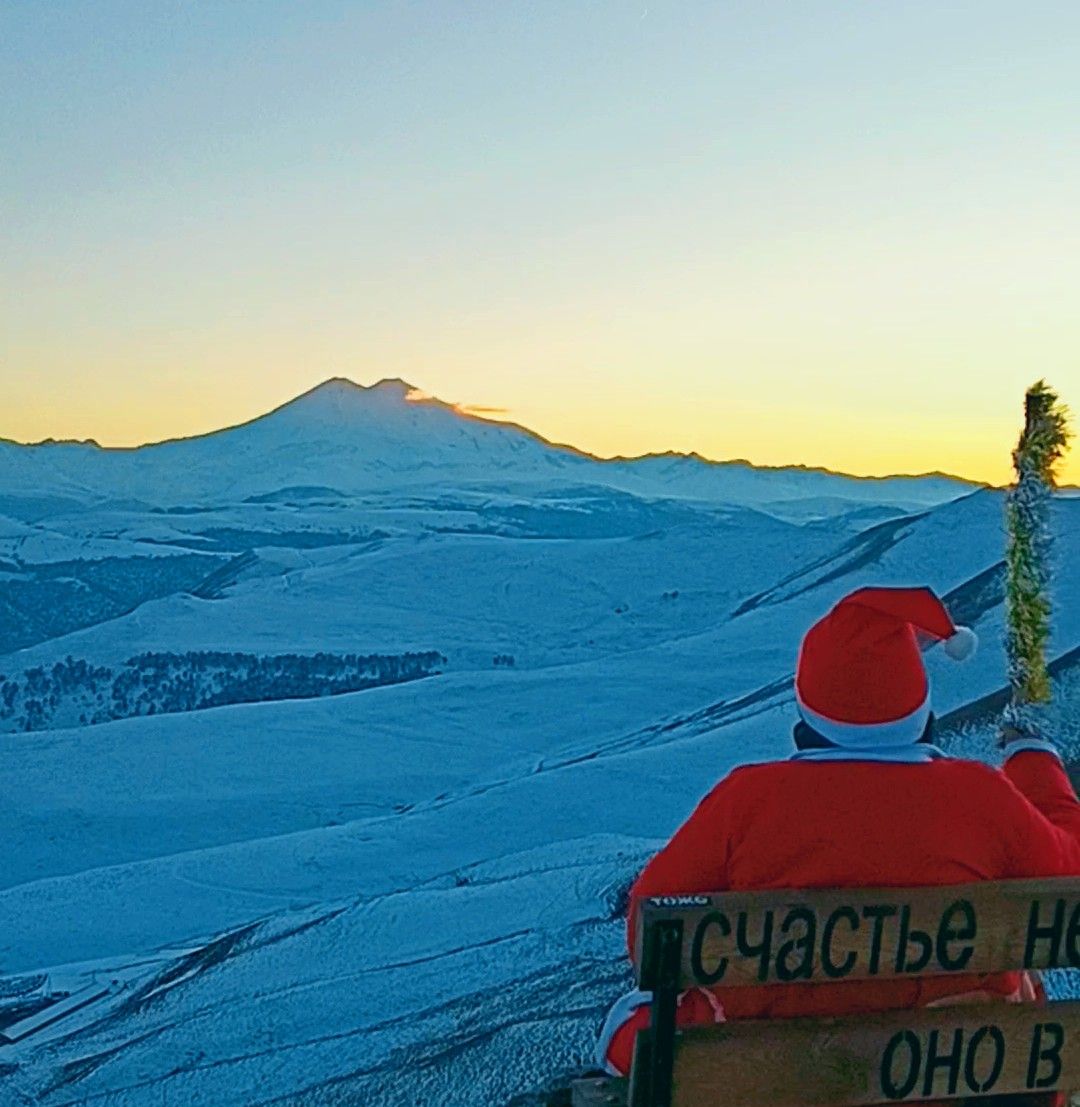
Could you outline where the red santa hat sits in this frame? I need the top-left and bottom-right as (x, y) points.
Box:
(795, 586), (978, 748)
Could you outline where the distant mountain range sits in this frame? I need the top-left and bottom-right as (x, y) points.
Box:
(0, 377), (980, 518)
(1, 376), (1077, 1107)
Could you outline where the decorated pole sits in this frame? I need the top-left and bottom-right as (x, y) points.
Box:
(1003, 380), (1071, 732)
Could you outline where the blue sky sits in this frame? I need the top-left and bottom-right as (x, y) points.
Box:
(3, 2), (1078, 482)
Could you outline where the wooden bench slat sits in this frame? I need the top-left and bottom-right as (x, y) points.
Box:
(636, 877), (1080, 989)
(670, 1000), (1080, 1107)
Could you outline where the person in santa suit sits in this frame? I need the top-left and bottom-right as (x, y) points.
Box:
(596, 586), (1080, 1103)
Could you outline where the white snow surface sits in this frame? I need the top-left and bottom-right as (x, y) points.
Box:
(0, 381), (1075, 1106)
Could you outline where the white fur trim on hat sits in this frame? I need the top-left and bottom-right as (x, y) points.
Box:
(796, 692), (932, 748)
(943, 625), (978, 661)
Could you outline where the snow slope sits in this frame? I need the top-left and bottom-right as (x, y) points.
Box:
(0, 386), (1073, 1106)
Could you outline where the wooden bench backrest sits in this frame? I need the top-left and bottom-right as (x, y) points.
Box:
(627, 878), (1080, 1107)
(634, 878), (1080, 990)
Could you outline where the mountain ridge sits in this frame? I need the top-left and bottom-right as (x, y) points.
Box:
(0, 375), (997, 490)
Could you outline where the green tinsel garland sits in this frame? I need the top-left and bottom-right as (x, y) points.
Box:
(1004, 381), (1071, 719)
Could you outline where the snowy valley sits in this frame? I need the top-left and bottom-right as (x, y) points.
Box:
(0, 378), (1077, 1106)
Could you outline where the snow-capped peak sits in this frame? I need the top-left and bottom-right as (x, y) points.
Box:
(281, 376), (420, 415)
(311, 376), (419, 398)
(0, 376), (979, 511)
(252, 376), (442, 438)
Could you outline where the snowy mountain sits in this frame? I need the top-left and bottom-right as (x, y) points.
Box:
(0, 382), (1073, 1107)
(0, 376), (975, 516)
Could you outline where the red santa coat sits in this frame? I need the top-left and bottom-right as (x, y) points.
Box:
(608, 750), (1080, 1076)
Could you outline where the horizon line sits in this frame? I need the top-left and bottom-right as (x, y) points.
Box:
(0, 374), (1071, 492)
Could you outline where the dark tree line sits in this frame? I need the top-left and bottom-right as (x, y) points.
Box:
(0, 649), (447, 732)
(0, 555), (220, 653)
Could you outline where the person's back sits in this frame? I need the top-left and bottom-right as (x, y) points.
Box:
(630, 755), (1080, 1023)
(598, 586), (1080, 1083)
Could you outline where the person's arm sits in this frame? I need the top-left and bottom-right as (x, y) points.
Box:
(625, 776), (735, 963)
(998, 744), (1080, 876)
(1002, 746), (1080, 838)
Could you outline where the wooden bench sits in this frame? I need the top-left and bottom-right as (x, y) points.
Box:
(573, 878), (1080, 1107)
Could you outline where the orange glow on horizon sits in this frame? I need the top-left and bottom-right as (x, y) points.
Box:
(1, 375), (1076, 490)
(6, 4), (1078, 494)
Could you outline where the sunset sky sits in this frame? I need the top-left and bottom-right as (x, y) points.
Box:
(3, 2), (1078, 485)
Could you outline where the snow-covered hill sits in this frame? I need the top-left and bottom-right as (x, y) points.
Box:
(0, 377), (975, 515)
(0, 385), (1073, 1107)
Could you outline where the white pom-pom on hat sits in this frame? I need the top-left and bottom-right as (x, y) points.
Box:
(943, 625), (978, 661)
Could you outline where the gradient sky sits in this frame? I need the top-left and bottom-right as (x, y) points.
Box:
(3, 1), (1078, 485)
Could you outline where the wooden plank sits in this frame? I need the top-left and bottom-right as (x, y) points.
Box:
(669, 1000), (1080, 1107)
(635, 877), (1080, 989)
(571, 1076), (627, 1107)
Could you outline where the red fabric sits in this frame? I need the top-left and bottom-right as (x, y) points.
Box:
(604, 1004), (646, 1078)
(604, 990), (722, 1077)
(796, 587), (958, 724)
(627, 751), (1080, 1020)
(845, 587), (959, 641)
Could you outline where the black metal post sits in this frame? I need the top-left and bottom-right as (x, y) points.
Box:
(629, 917), (684, 1107)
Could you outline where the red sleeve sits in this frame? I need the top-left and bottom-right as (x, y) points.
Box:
(626, 776), (735, 963)
(999, 751), (1080, 876)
